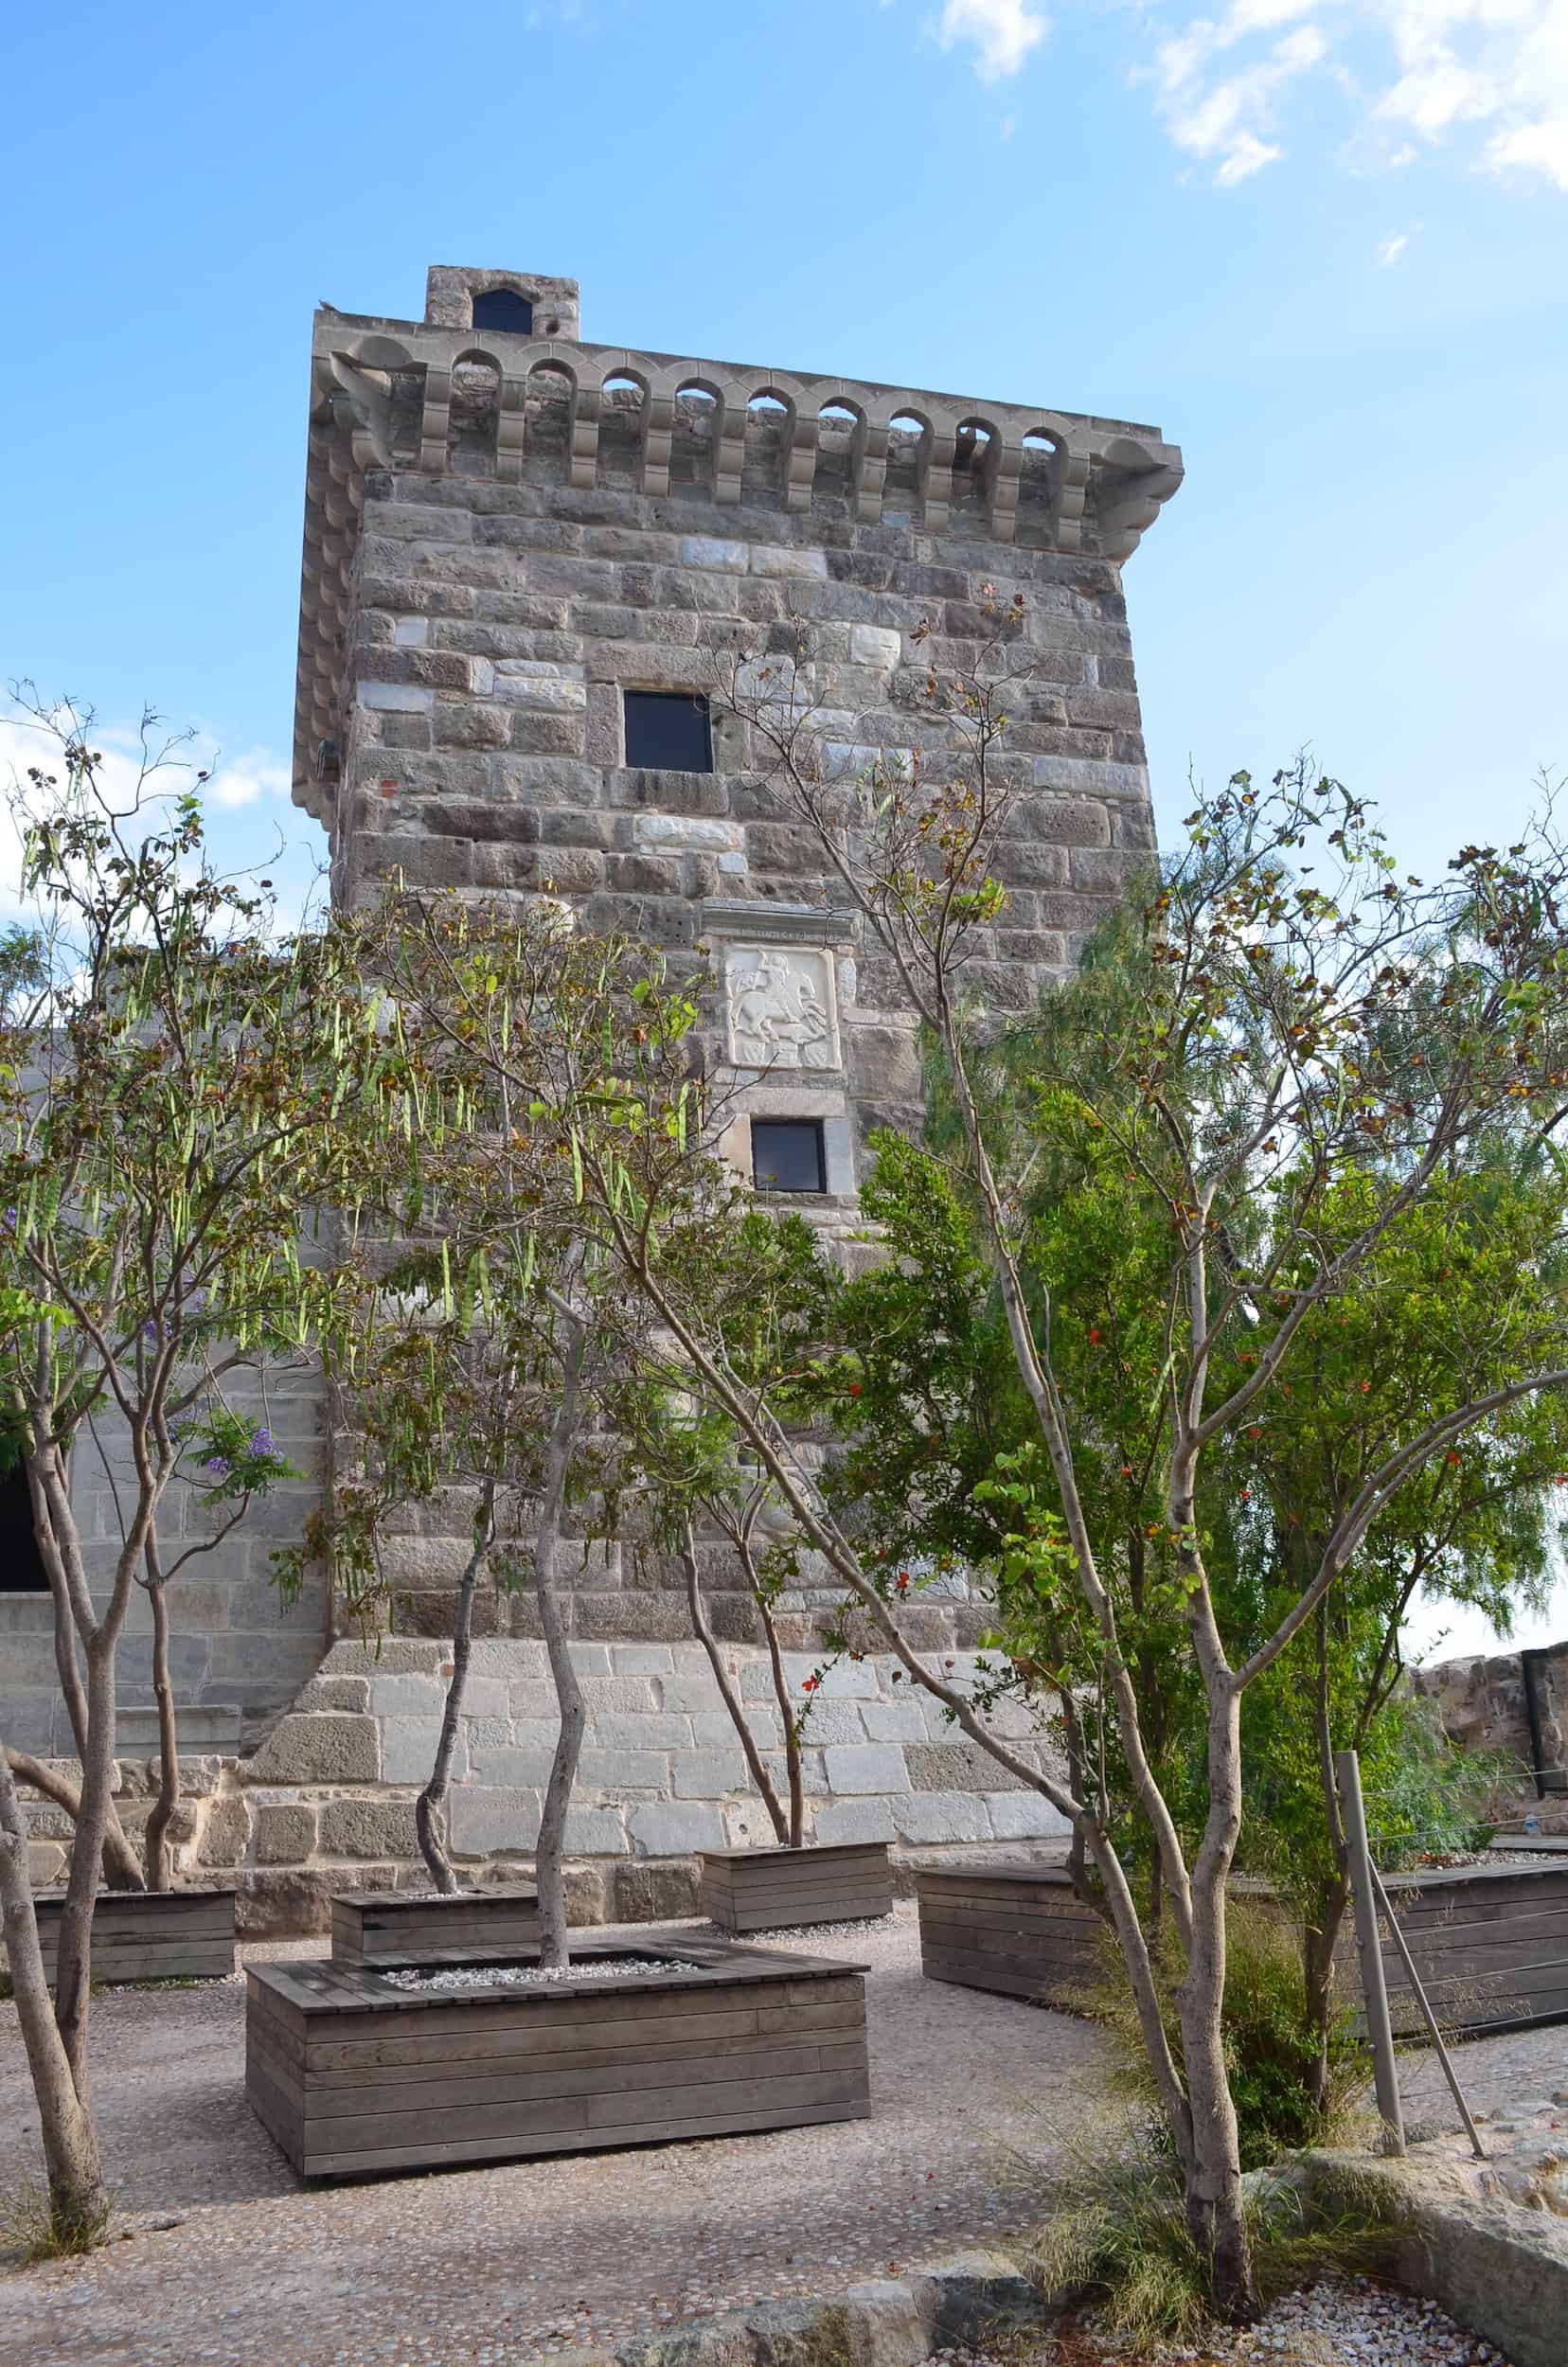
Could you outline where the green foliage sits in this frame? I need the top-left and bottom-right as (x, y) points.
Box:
(0, 2179), (112, 2263)
(1020, 2120), (1397, 2345)
(1094, 1901), (1364, 2170)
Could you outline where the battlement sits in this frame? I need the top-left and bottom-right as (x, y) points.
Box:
(294, 265), (1182, 810)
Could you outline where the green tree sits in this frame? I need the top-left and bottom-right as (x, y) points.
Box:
(0, 704), (383, 2241)
(696, 605), (1568, 2319)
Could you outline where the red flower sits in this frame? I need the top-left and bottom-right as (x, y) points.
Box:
(802, 1675), (820, 1693)
(896, 1571), (911, 1593)
(846, 1383), (863, 1398)
(1088, 1327), (1103, 1344)
(1119, 1464), (1132, 1478)
(1445, 1451), (1462, 1468)
(1358, 1380), (1371, 1394)
(1238, 1488), (1251, 1503)
(1246, 1424), (1261, 1439)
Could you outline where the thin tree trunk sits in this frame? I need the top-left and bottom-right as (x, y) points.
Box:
(416, 1477), (497, 1894)
(142, 1570), (178, 1894)
(3, 1751), (145, 1893)
(1178, 1896), (1257, 2322)
(535, 1318), (588, 1971)
(0, 1734), (109, 2240)
(54, 1633), (119, 2092)
(682, 1521), (789, 1846)
(1303, 1878), (1350, 2117)
(759, 1595), (805, 1850)
(47, 1559), (141, 1891)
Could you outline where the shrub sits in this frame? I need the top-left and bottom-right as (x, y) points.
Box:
(1095, 1899), (1364, 2169)
(1020, 2117), (1399, 2346)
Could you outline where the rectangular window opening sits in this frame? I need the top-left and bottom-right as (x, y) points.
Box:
(0, 1465), (49, 1593)
(752, 1117), (827, 1195)
(624, 689), (713, 774)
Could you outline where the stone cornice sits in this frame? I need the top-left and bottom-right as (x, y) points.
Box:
(294, 304), (1183, 821)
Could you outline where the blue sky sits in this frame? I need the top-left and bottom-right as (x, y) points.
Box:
(7, 0), (1568, 1652)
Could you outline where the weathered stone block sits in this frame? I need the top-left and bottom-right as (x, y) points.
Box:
(904, 1738), (1027, 1792)
(671, 1750), (749, 1800)
(813, 1799), (897, 1844)
(242, 1715), (380, 1786)
(987, 1789), (1072, 1839)
(379, 1717), (456, 1786)
(318, 1797), (420, 1859)
(254, 1802), (318, 1863)
(629, 1801), (725, 1854)
(449, 1786), (542, 1855)
(613, 1858), (702, 1922)
(825, 1744), (910, 1795)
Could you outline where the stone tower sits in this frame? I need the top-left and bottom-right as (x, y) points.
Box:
(296, 260), (1180, 1207)
(3, 264), (1184, 1922)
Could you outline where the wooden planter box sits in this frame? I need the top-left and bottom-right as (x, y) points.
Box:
(915, 1860), (1095, 2006)
(917, 1856), (1568, 2038)
(331, 1884), (540, 1967)
(700, 1842), (894, 1934)
(246, 1931), (870, 2180)
(1377, 1859), (1568, 2036)
(19, 1888), (236, 1986)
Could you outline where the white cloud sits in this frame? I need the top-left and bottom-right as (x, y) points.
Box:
(1137, 2), (1568, 193)
(1375, 228), (1412, 261)
(203, 749), (291, 810)
(939, 0), (1048, 81)
(0, 709), (291, 908)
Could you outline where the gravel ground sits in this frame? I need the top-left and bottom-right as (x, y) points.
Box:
(4, 1912), (1554, 2367)
(0, 1905), (1109, 2367)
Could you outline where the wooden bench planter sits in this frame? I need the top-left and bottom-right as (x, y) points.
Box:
(917, 1856), (1568, 2038)
(331, 1885), (540, 1967)
(1377, 1859), (1568, 2036)
(915, 1860), (1094, 2007)
(246, 1931), (871, 2180)
(699, 1842), (894, 1933)
(18, 1888), (237, 1986)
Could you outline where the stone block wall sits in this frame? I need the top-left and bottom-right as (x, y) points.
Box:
(0, 1359), (330, 1758)
(18, 1638), (1070, 1932)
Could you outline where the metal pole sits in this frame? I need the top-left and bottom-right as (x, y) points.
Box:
(1369, 1859), (1488, 2162)
(1334, 1747), (1405, 2155)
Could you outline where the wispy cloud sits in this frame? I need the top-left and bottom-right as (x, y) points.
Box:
(1375, 228), (1412, 263)
(938, 0), (1049, 82)
(1139, 2), (1568, 193)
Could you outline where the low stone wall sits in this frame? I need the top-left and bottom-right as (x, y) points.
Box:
(18, 1638), (1068, 1932)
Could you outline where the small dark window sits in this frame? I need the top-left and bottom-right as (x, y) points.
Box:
(624, 690), (713, 774)
(753, 1118), (827, 1194)
(472, 288), (534, 336)
(0, 1465), (48, 1592)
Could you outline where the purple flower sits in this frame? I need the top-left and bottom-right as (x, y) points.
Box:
(204, 1454), (231, 1477)
(249, 1428), (279, 1459)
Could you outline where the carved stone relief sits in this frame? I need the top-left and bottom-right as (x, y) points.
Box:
(723, 944), (840, 1071)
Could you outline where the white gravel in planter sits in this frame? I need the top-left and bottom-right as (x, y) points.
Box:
(380, 1955), (682, 1991)
(944, 2274), (1513, 2361)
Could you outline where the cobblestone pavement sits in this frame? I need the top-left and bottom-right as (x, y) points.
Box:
(0, 1906), (1109, 2367)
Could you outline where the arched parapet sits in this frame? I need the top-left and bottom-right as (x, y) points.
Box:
(811, 393), (867, 514)
(525, 357), (590, 487)
(593, 364), (651, 489)
(949, 414), (1004, 532)
(740, 383), (800, 504)
(447, 347), (504, 476)
(666, 374), (729, 499)
(876, 405), (933, 522)
(1014, 425), (1064, 547)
